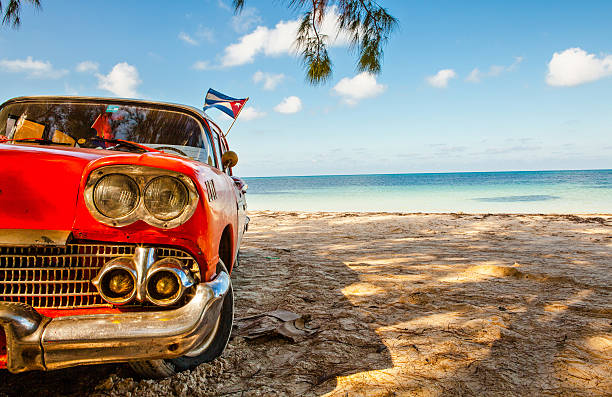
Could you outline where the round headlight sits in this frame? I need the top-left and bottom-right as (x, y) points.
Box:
(144, 176), (189, 220)
(93, 174), (139, 218)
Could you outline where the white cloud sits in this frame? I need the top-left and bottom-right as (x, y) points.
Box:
(253, 71), (285, 90)
(221, 22), (296, 67)
(96, 62), (141, 97)
(466, 57), (524, 83)
(546, 47), (612, 87)
(232, 7), (262, 33)
(466, 68), (481, 83)
(76, 60), (99, 73)
(195, 26), (214, 43)
(488, 65), (505, 76)
(240, 107), (266, 121)
(426, 69), (457, 88)
(179, 26), (214, 46)
(217, 0), (231, 11)
(192, 61), (210, 70)
(179, 32), (199, 45)
(507, 56), (524, 71)
(274, 96), (302, 114)
(333, 72), (386, 105)
(220, 7), (350, 67)
(0, 56), (68, 79)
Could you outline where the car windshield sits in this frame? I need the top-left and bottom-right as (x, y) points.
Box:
(0, 100), (213, 163)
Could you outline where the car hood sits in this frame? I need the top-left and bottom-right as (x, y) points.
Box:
(0, 144), (205, 232)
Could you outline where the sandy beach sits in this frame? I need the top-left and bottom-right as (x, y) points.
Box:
(1, 211), (611, 396)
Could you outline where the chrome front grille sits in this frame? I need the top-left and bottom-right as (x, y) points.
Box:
(0, 244), (198, 309)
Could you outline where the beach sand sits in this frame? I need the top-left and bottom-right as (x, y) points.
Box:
(2, 212), (611, 396)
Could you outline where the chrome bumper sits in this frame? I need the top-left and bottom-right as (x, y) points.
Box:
(0, 271), (230, 373)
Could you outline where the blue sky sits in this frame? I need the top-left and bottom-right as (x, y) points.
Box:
(0, 0), (610, 176)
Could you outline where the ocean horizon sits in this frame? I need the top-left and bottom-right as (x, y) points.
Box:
(243, 169), (612, 214)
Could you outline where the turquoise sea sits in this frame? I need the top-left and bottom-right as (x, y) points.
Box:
(243, 170), (612, 213)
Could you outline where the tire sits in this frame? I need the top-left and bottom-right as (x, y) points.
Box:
(234, 250), (240, 268)
(129, 260), (234, 379)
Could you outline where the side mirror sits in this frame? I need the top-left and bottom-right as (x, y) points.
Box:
(221, 150), (238, 168)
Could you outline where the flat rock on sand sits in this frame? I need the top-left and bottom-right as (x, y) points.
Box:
(1, 212), (611, 396)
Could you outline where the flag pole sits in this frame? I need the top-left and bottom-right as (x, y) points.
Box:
(223, 97), (249, 138)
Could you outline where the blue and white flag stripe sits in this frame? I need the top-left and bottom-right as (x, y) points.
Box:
(204, 102), (237, 118)
(203, 88), (248, 119)
(205, 88), (242, 103)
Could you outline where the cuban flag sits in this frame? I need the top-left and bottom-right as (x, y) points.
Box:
(203, 89), (248, 119)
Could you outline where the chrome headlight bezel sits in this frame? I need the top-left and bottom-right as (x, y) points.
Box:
(84, 165), (199, 229)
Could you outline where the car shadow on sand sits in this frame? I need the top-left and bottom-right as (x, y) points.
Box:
(311, 213), (612, 396)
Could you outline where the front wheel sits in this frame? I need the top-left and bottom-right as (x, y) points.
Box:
(129, 260), (234, 379)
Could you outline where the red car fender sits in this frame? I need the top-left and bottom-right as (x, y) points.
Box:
(71, 152), (238, 281)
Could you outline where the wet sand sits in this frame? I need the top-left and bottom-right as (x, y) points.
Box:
(1, 212), (611, 396)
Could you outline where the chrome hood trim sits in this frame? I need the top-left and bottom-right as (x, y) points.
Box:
(0, 229), (70, 247)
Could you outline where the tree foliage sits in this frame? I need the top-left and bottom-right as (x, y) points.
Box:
(234, 0), (397, 85)
(0, 0), (40, 28)
(1, 0), (397, 86)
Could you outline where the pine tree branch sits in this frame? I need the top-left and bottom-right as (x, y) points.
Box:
(0, 0), (41, 28)
(310, 0), (322, 45)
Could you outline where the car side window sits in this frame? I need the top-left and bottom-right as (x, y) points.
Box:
(211, 130), (224, 170)
(201, 127), (216, 167)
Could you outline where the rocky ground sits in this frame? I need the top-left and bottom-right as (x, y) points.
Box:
(1, 212), (611, 396)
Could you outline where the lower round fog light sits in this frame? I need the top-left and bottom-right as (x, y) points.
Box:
(92, 259), (137, 305)
(156, 275), (179, 297)
(109, 272), (134, 295)
(147, 271), (181, 304)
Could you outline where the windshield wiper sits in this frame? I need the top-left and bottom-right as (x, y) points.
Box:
(79, 137), (156, 153)
(0, 138), (72, 146)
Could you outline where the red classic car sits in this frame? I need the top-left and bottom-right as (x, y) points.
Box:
(0, 96), (248, 378)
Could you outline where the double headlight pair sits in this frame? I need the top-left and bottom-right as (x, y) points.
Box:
(85, 165), (199, 229)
